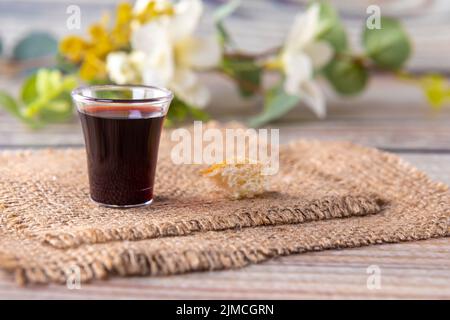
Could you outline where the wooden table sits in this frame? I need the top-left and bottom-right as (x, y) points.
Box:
(0, 75), (449, 299)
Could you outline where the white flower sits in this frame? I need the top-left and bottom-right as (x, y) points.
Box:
(106, 0), (221, 108)
(279, 3), (333, 118)
(106, 51), (146, 85)
(131, 20), (174, 86)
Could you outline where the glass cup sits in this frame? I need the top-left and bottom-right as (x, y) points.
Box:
(72, 85), (173, 208)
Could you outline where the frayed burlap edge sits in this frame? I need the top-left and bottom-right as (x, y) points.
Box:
(4, 217), (449, 286)
(41, 194), (385, 249)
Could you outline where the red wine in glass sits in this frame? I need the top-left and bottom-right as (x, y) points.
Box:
(72, 85), (173, 208)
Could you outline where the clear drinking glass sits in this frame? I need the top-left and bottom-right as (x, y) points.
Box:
(72, 85), (173, 208)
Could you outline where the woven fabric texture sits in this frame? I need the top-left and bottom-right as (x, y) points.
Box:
(0, 128), (448, 284)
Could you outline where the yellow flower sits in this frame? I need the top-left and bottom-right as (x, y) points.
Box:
(93, 40), (113, 59)
(107, 3), (134, 49)
(264, 57), (283, 71)
(89, 23), (109, 41)
(135, 0), (174, 24)
(116, 2), (133, 25)
(87, 23), (114, 58)
(122, 0), (220, 108)
(60, 1), (179, 82)
(80, 52), (106, 81)
(420, 74), (450, 110)
(111, 27), (131, 49)
(59, 36), (88, 63)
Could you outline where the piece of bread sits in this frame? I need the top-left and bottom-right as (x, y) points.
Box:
(201, 159), (268, 199)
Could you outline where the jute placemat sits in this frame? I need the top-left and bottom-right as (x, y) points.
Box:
(0, 127), (449, 284)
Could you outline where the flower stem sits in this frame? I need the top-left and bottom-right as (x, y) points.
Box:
(224, 46), (281, 61)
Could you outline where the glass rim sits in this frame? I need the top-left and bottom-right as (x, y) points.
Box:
(71, 84), (174, 104)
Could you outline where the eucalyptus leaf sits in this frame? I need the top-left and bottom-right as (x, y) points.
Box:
(363, 17), (411, 69)
(222, 56), (262, 97)
(0, 38), (3, 56)
(316, 2), (339, 36)
(249, 83), (300, 127)
(316, 2), (348, 53)
(324, 57), (368, 95)
(320, 21), (347, 53)
(13, 32), (58, 60)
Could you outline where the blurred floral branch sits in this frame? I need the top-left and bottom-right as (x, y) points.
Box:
(0, 0), (449, 129)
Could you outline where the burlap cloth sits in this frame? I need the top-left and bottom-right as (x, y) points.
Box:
(0, 124), (449, 285)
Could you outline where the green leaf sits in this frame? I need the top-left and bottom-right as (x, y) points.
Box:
(13, 32), (58, 60)
(214, 0), (240, 46)
(249, 83), (300, 127)
(167, 99), (188, 122)
(21, 72), (38, 104)
(320, 21), (347, 53)
(216, 22), (231, 46)
(167, 97), (209, 124)
(0, 91), (20, 117)
(95, 88), (133, 100)
(316, 1), (339, 36)
(36, 69), (61, 96)
(222, 56), (262, 97)
(0, 90), (43, 128)
(0, 37), (3, 56)
(22, 69), (77, 120)
(363, 17), (411, 70)
(40, 98), (73, 122)
(213, 0), (241, 22)
(316, 2), (348, 53)
(324, 57), (368, 95)
(55, 53), (78, 74)
(188, 105), (209, 121)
